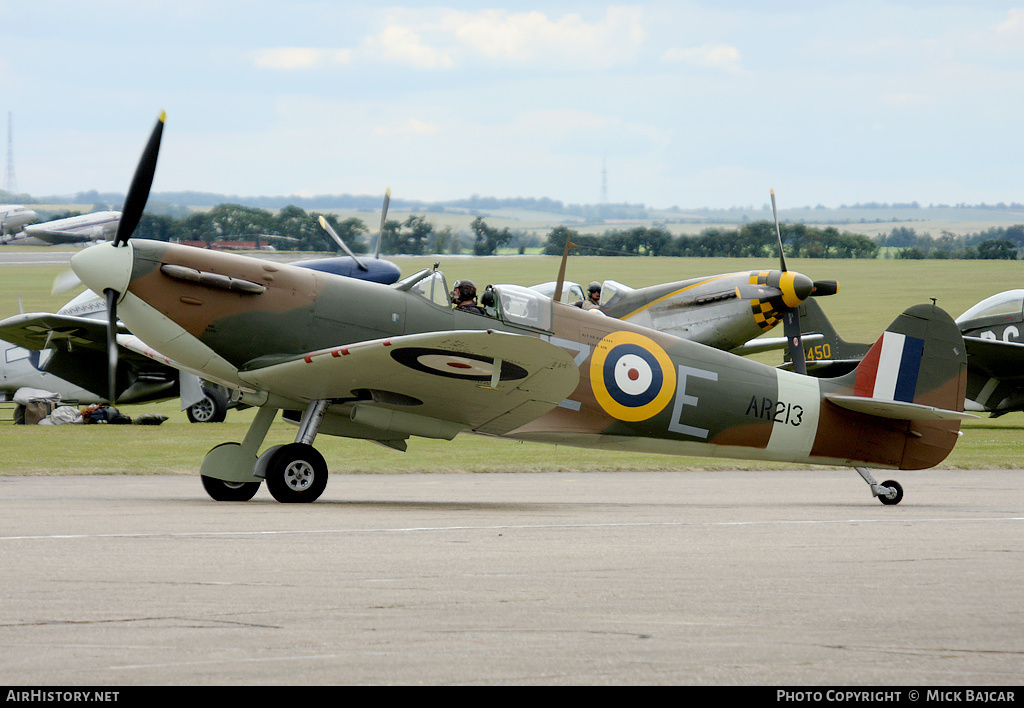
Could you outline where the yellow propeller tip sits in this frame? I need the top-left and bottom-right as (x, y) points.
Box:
(159, 110), (166, 122)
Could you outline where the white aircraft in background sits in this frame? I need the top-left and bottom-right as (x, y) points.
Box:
(21, 210), (121, 245)
(0, 205), (38, 240)
(0, 288), (233, 422)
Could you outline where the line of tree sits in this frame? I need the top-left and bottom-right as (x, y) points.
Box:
(129, 203), (527, 255)
(92, 202), (1024, 260)
(879, 225), (1024, 260)
(543, 222), (880, 259)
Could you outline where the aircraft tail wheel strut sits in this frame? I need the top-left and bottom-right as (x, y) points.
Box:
(854, 466), (904, 505)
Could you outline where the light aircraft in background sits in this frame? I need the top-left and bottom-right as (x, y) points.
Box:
(0, 287), (232, 421)
(2, 196), (402, 419)
(63, 113), (973, 506)
(789, 293), (1024, 418)
(531, 271), (832, 356)
(22, 211), (121, 245)
(0, 205), (38, 241)
(302, 200), (401, 285)
(530, 191), (836, 361)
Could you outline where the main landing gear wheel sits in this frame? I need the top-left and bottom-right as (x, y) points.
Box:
(264, 443), (328, 503)
(878, 480), (904, 506)
(201, 475), (261, 501)
(187, 387), (229, 423)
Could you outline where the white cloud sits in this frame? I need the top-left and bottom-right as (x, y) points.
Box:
(446, 6), (645, 68)
(662, 44), (742, 73)
(371, 117), (439, 139)
(364, 24), (454, 69)
(252, 47), (353, 70)
(358, 7), (644, 71)
(995, 8), (1024, 34)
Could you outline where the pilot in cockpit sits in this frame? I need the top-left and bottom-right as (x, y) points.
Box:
(451, 279), (486, 315)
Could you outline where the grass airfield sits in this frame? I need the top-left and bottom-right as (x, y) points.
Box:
(1, 249), (1022, 476)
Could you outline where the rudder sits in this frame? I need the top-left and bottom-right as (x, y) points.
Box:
(850, 303), (967, 413)
(841, 303), (968, 469)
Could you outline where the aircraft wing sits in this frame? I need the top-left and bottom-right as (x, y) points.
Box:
(237, 329), (581, 435)
(963, 336), (1024, 380)
(21, 229), (97, 245)
(732, 332), (823, 356)
(0, 312), (128, 353)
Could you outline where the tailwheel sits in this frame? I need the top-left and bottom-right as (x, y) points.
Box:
(264, 443), (328, 503)
(877, 480), (904, 506)
(201, 475), (261, 502)
(854, 466), (905, 506)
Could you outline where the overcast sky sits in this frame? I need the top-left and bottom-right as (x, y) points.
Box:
(2, 1), (1023, 209)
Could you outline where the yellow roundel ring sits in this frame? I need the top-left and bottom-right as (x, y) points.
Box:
(590, 331), (677, 422)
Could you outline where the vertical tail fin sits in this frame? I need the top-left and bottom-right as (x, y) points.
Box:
(849, 303), (967, 411)
(826, 303), (970, 469)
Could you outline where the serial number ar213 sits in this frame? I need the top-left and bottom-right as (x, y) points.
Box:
(746, 396), (804, 426)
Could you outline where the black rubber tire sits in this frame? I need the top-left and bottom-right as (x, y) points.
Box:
(264, 443), (328, 503)
(187, 387), (229, 424)
(201, 474), (261, 501)
(878, 480), (904, 506)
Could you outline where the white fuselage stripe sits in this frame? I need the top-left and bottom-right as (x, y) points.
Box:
(767, 368), (820, 460)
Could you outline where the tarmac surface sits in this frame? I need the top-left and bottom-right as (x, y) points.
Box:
(1, 469), (1022, 686)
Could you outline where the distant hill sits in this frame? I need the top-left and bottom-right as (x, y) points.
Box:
(5, 188), (1024, 238)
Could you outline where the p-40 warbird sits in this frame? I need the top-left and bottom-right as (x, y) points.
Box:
(68, 114), (972, 505)
(791, 293), (1024, 418)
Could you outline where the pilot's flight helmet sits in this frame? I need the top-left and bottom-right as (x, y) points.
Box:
(588, 281), (602, 297)
(451, 279), (477, 304)
(480, 285), (496, 308)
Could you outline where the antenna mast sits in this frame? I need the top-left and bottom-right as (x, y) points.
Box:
(3, 112), (15, 195)
(600, 156), (607, 205)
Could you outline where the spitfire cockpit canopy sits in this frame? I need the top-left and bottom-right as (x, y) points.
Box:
(395, 268), (450, 307)
(529, 281), (584, 305)
(597, 280), (634, 308)
(395, 268), (553, 331)
(956, 289), (1024, 325)
(490, 284), (552, 332)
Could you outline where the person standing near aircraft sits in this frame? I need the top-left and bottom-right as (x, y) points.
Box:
(451, 279), (486, 314)
(581, 281), (602, 310)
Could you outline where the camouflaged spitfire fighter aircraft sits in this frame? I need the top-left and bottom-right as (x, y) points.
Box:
(68, 114), (973, 505)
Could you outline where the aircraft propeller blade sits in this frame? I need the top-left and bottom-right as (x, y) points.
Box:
(104, 288), (119, 404)
(113, 112), (165, 247)
(771, 189), (807, 373)
(51, 268), (83, 295)
(782, 307), (807, 375)
(771, 188), (788, 273)
(375, 188), (390, 260)
(317, 216), (368, 271)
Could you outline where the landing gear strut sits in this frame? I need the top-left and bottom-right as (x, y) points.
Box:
(855, 467), (904, 505)
(200, 401), (332, 503)
(257, 400), (330, 504)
